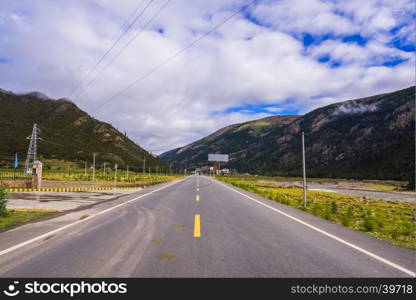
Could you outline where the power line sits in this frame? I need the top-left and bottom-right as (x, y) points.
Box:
(94, 0), (257, 113)
(121, 1), (150, 31)
(67, 0), (153, 98)
(66, 0), (154, 98)
(73, 0), (171, 101)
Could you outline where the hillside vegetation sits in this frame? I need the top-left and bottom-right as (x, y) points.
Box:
(161, 87), (415, 183)
(0, 89), (165, 171)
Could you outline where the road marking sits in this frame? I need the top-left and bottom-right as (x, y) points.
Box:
(194, 214), (201, 238)
(197, 188), (199, 192)
(0, 179), (185, 258)
(196, 194), (200, 201)
(214, 179), (416, 277)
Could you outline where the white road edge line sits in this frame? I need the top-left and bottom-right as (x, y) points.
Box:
(213, 178), (415, 277)
(0, 178), (185, 257)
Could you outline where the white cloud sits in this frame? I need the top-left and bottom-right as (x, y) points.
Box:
(0, 0), (414, 154)
(253, 0), (357, 35)
(333, 103), (378, 115)
(309, 39), (413, 66)
(264, 106), (283, 113)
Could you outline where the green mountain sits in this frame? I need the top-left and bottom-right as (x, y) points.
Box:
(0, 89), (164, 171)
(160, 86), (415, 182)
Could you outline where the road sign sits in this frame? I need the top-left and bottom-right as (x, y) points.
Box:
(208, 154), (229, 162)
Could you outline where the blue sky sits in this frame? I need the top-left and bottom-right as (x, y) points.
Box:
(0, 0), (414, 152)
(224, 104), (299, 115)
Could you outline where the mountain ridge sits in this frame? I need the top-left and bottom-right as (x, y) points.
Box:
(0, 89), (164, 170)
(160, 86), (415, 182)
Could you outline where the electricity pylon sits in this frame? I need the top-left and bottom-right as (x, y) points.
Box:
(24, 123), (42, 174)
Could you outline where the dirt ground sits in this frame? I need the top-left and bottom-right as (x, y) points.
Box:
(6, 188), (142, 211)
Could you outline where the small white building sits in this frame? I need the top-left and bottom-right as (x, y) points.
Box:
(220, 168), (230, 175)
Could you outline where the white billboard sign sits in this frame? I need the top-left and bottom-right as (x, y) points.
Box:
(208, 154), (229, 162)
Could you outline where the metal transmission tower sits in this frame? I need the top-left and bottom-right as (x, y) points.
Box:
(24, 124), (42, 174)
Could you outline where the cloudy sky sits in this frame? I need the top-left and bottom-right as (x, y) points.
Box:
(0, 0), (414, 154)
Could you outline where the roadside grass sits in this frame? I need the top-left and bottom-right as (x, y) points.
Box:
(1, 185), (56, 230)
(40, 172), (182, 184)
(368, 183), (398, 191)
(237, 175), (409, 192)
(217, 177), (416, 249)
(0, 209), (57, 230)
(0, 167), (183, 185)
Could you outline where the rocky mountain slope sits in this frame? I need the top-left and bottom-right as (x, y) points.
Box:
(161, 86), (415, 182)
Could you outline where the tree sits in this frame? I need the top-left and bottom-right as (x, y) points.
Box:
(0, 187), (8, 217)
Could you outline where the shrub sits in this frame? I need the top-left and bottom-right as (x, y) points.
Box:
(330, 200), (338, 214)
(362, 211), (374, 232)
(323, 208), (331, 220)
(407, 176), (415, 190)
(341, 206), (353, 226)
(0, 187), (8, 217)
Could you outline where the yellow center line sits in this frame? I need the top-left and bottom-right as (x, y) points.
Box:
(194, 214), (201, 238)
(196, 194), (200, 201)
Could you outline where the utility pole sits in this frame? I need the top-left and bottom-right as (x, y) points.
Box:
(103, 162), (106, 176)
(302, 132), (307, 208)
(143, 155), (146, 174)
(148, 166), (150, 177)
(114, 164), (118, 186)
(84, 161), (87, 176)
(126, 165), (129, 179)
(92, 152), (96, 182)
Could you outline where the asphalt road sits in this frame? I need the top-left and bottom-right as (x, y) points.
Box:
(0, 175), (414, 277)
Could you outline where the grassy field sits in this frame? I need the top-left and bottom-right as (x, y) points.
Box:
(217, 176), (416, 249)
(234, 175), (409, 191)
(368, 183), (398, 191)
(0, 209), (57, 230)
(40, 171), (182, 184)
(0, 158), (183, 228)
(0, 163), (183, 187)
(0, 186), (56, 229)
